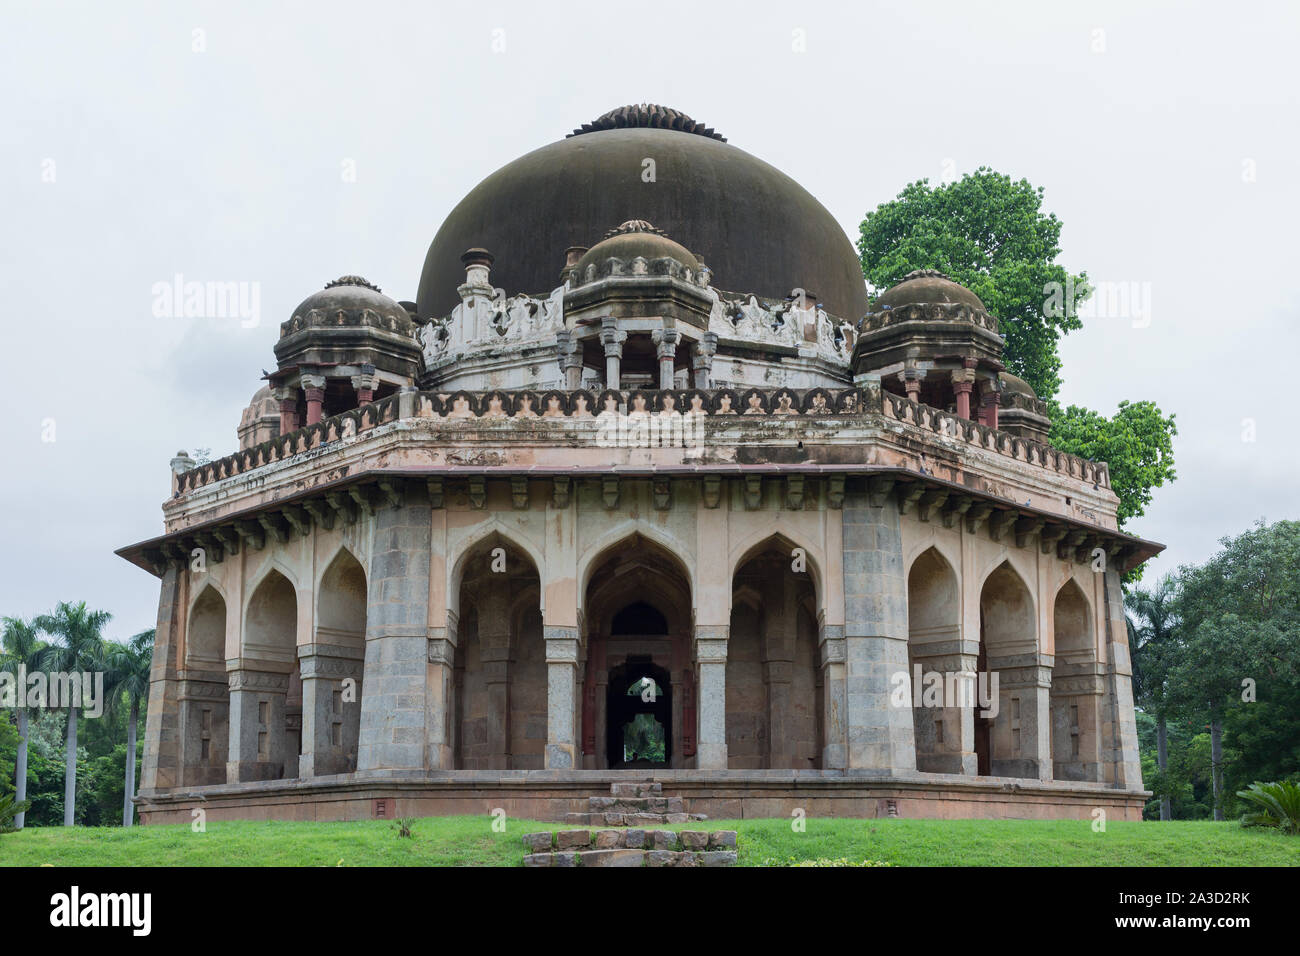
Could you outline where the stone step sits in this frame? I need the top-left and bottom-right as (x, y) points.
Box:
(587, 795), (685, 814)
(610, 782), (662, 797)
(523, 828), (738, 867)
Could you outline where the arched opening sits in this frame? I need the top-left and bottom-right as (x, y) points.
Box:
(728, 540), (822, 769)
(606, 660), (671, 768)
(182, 585), (229, 785)
(581, 534), (693, 769)
(238, 570), (299, 781)
(308, 550), (367, 775)
(453, 534), (544, 769)
(978, 562), (1042, 778)
(907, 548), (968, 774)
(1050, 579), (1102, 781)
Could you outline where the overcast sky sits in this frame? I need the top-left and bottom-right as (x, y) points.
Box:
(2, 0), (1296, 643)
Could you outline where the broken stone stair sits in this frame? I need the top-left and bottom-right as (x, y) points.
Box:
(522, 827), (738, 867)
(561, 781), (707, 827)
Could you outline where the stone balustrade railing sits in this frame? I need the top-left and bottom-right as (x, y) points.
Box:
(173, 386), (1110, 495)
(880, 392), (1109, 487)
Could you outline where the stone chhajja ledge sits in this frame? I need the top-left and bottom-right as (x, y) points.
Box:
(172, 386), (1109, 495)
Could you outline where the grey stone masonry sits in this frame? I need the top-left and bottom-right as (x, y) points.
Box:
(522, 827), (738, 866)
(560, 781), (706, 826)
(358, 490), (434, 771)
(1103, 567), (1145, 790)
(842, 481), (917, 771)
(140, 565), (183, 792)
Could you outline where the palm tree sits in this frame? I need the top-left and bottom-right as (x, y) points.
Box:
(105, 629), (153, 826)
(1126, 575), (1180, 820)
(35, 602), (111, 827)
(1, 617), (45, 830)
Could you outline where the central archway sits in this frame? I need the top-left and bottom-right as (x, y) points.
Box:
(606, 660), (672, 768)
(580, 534), (694, 769)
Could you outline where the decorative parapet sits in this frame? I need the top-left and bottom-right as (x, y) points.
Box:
(858, 300), (1000, 336)
(706, 289), (855, 363)
(173, 393), (402, 495)
(172, 387), (1108, 495)
(880, 392), (1109, 488)
(419, 286), (565, 364)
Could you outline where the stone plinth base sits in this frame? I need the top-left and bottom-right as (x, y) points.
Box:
(136, 770), (1147, 825)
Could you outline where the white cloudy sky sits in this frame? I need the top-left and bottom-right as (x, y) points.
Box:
(1, 0), (1296, 643)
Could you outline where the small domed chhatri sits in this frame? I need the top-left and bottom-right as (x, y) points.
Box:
(118, 106), (1160, 830)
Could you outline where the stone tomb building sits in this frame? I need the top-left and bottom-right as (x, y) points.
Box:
(120, 105), (1158, 823)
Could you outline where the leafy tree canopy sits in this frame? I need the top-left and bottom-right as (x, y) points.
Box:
(858, 168), (1177, 536)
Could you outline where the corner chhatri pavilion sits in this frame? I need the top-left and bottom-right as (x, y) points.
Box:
(119, 105), (1159, 824)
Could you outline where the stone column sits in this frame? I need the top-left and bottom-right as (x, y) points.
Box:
(544, 627), (579, 769)
(476, 579), (512, 769)
(652, 327), (681, 389)
(989, 657), (1052, 780)
(298, 644), (365, 777)
(909, 648), (979, 775)
(979, 385), (1000, 430)
(691, 332), (718, 389)
(556, 329), (583, 390)
(274, 385), (299, 436)
(225, 663), (293, 782)
(351, 364), (378, 406)
(301, 371), (327, 425)
(819, 624), (848, 769)
(951, 366), (975, 420)
(842, 479), (917, 771)
(694, 626), (728, 770)
(600, 317), (625, 389)
(426, 615), (457, 770)
(898, 368), (923, 404)
(178, 673), (229, 786)
(1102, 566), (1144, 789)
(358, 489), (432, 772)
(140, 564), (184, 792)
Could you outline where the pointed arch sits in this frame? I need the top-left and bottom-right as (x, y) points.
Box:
(728, 528), (826, 618)
(979, 561), (1036, 658)
(1050, 577), (1103, 781)
(906, 546), (964, 773)
(186, 583), (228, 669)
(728, 534), (822, 769)
(316, 547), (367, 646)
(448, 522), (545, 619)
(576, 522), (695, 618)
(242, 568), (297, 663)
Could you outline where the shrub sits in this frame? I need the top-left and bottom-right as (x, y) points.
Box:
(1236, 781), (1300, 835)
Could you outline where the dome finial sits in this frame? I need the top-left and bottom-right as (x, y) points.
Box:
(568, 104), (726, 142)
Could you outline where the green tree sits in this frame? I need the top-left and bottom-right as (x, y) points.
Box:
(858, 168), (1177, 535)
(1127, 576), (1181, 819)
(1049, 401), (1177, 528)
(858, 168), (1086, 400)
(104, 629), (153, 826)
(1, 616), (45, 830)
(34, 602), (111, 827)
(1170, 520), (1300, 819)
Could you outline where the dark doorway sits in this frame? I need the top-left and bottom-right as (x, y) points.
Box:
(606, 658), (671, 768)
(975, 610), (992, 775)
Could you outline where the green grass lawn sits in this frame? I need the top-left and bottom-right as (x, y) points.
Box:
(2, 817), (1296, 867)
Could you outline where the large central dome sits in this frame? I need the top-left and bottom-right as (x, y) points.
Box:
(417, 105), (869, 321)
